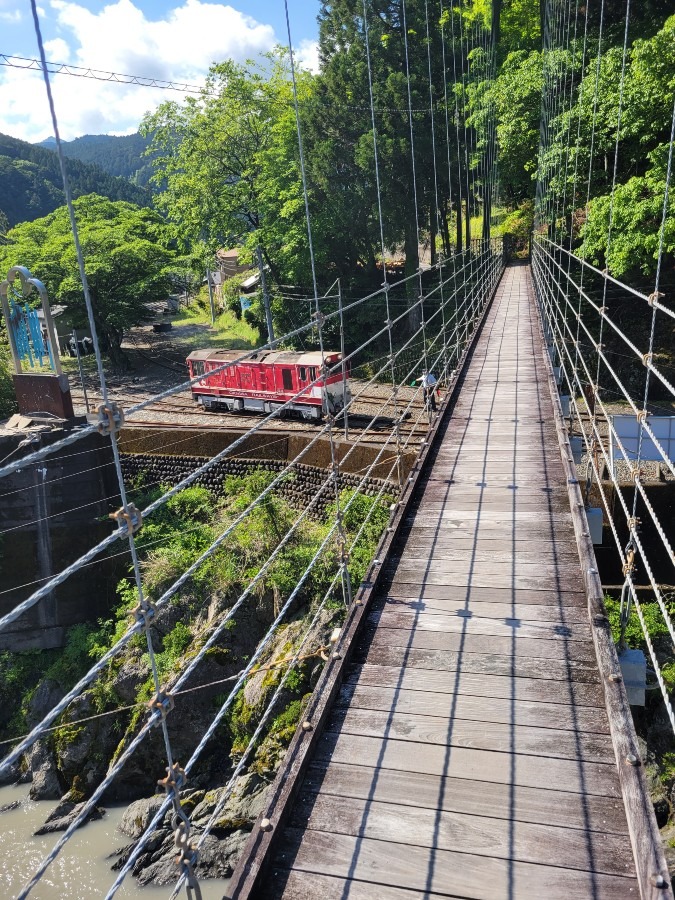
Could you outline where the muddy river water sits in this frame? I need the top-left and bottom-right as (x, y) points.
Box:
(0, 785), (230, 899)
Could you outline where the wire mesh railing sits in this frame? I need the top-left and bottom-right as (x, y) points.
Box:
(2, 239), (503, 899)
(532, 236), (675, 736)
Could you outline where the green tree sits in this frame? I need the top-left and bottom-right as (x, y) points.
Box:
(0, 194), (175, 370)
(142, 52), (315, 286)
(579, 145), (675, 277)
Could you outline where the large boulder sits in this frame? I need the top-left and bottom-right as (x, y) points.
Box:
(34, 799), (105, 835)
(118, 794), (167, 839)
(27, 679), (65, 727)
(27, 740), (62, 800)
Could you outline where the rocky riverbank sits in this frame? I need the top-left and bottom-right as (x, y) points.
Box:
(0, 469), (390, 886)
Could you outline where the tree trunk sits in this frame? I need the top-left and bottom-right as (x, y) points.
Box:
(404, 215), (420, 332)
(441, 199), (451, 256)
(430, 211), (437, 266)
(456, 197), (463, 252)
(465, 197), (471, 251)
(103, 326), (129, 373)
(482, 179), (492, 242)
(260, 245), (282, 284)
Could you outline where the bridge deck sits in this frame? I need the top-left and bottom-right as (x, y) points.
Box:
(259, 265), (639, 898)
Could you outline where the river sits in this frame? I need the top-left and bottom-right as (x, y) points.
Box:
(0, 785), (230, 899)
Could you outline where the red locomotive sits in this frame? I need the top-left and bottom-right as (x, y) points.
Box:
(186, 349), (351, 420)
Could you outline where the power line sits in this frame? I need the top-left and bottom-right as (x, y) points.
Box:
(0, 54), (205, 94)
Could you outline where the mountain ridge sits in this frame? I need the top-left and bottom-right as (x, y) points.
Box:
(0, 131), (151, 229)
(35, 132), (156, 188)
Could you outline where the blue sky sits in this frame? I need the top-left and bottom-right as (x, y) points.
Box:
(0, 0), (321, 142)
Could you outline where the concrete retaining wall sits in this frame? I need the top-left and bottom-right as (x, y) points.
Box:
(118, 427), (415, 483)
(0, 427), (121, 651)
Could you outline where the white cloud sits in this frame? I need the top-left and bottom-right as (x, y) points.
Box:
(296, 40), (319, 74)
(43, 38), (71, 62)
(0, 0), (278, 142)
(0, 9), (22, 23)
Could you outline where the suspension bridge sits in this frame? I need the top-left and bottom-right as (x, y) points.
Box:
(1, 0), (674, 898)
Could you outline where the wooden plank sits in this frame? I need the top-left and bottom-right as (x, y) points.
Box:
(290, 794), (635, 877)
(365, 623), (596, 661)
(387, 558), (584, 576)
(398, 519), (564, 536)
(346, 662), (606, 706)
(356, 644), (601, 683)
(381, 582), (587, 606)
(385, 570), (585, 591)
(326, 707), (615, 764)
(404, 509), (573, 522)
(376, 596), (589, 623)
(414, 493), (571, 507)
(316, 727), (619, 800)
(260, 871), (423, 900)
(368, 606), (592, 642)
(337, 682), (610, 734)
(301, 759), (629, 833)
(271, 829), (638, 899)
(393, 543), (581, 561)
(393, 532), (575, 547)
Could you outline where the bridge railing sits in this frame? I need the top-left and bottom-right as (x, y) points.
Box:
(1, 239), (504, 899)
(532, 236), (675, 737)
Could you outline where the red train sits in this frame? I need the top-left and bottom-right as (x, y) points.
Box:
(186, 349), (351, 420)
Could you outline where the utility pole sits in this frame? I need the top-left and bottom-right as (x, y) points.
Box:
(205, 265), (216, 326)
(256, 244), (275, 346)
(71, 329), (90, 413)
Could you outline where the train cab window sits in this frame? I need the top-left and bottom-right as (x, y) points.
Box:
(299, 366), (307, 381)
(192, 361), (205, 376)
(309, 366), (317, 381)
(282, 368), (293, 391)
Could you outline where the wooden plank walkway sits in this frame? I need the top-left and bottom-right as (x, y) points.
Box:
(257, 265), (639, 898)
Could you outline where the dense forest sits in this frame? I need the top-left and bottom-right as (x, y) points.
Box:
(139, 0), (674, 294)
(0, 132), (150, 230)
(38, 132), (157, 188)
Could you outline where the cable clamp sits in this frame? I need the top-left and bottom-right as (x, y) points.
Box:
(149, 688), (175, 720)
(642, 352), (652, 368)
(622, 541), (636, 577)
(382, 281), (390, 292)
(627, 516), (640, 532)
(89, 401), (124, 435)
(647, 291), (664, 307)
(110, 502), (143, 534)
(636, 409), (648, 423)
(384, 318), (393, 327)
(158, 761), (187, 794)
(599, 306), (608, 314)
(174, 827), (200, 893)
(132, 601), (156, 627)
(632, 464), (643, 484)
(311, 311), (326, 327)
